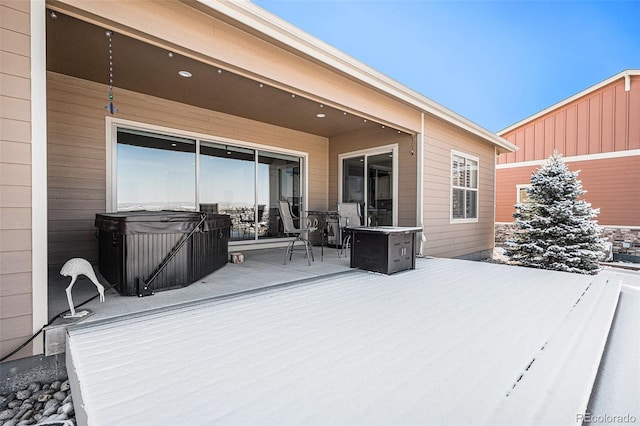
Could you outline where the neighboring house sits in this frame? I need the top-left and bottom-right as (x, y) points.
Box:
(0, 0), (516, 361)
(495, 70), (640, 261)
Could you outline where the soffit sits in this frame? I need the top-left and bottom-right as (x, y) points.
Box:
(46, 11), (404, 139)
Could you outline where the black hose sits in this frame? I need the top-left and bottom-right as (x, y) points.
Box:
(0, 280), (116, 363)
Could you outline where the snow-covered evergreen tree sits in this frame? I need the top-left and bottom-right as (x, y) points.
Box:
(506, 151), (604, 274)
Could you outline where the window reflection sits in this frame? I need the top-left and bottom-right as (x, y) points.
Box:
(200, 142), (255, 241)
(116, 127), (304, 242)
(258, 151), (300, 239)
(117, 129), (196, 211)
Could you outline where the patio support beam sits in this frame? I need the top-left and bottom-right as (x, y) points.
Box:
(417, 113), (425, 256)
(31, 0), (48, 354)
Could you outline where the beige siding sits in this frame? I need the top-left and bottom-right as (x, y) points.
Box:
(47, 72), (328, 268)
(0, 0), (33, 361)
(423, 116), (496, 259)
(328, 128), (416, 226)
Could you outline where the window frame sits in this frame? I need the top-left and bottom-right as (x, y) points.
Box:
(516, 184), (531, 205)
(450, 149), (479, 223)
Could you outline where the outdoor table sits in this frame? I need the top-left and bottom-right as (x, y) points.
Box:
(306, 210), (340, 261)
(346, 226), (422, 274)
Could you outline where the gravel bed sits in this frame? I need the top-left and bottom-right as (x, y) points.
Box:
(0, 379), (75, 426)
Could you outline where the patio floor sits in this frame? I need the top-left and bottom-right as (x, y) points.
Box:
(63, 255), (622, 426)
(47, 246), (352, 324)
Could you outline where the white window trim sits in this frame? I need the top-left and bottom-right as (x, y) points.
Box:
(450, 149), (479, 224)
(337, 144), (399, 226)
(516, 184), (531, 204)
(105, 117), (309, 213)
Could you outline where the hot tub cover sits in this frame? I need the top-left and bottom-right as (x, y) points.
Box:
(95, 211), (230, 234)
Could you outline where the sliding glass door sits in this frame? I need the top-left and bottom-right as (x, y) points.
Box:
(199, 142), (255, 240)
(340, 147), (396, 226)
(115, 126), (304, 242)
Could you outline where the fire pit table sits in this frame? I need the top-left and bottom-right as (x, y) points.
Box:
(346, 226), (422, 274)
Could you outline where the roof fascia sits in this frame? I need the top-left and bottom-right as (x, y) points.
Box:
(498, 69), (640, 135)
(194, 0), (518, 153)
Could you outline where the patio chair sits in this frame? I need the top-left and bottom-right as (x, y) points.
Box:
(199, 203), (219, 214)
(278, 200), (317, 266)
(337, 202), (367, 258)
(242, 204), (266, 239)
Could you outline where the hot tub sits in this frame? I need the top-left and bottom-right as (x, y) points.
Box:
(95, 211), (230, 296)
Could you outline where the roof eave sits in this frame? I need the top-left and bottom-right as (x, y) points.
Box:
(194, 0), (518, 153)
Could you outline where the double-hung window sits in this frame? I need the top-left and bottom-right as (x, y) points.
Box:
(451, 151), (478, 221)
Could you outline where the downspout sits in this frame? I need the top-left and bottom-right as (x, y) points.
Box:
(625, 71), (630, 149)
(624, 70), (631, 91)
(417, 113), (425, 256)
(493, 146), (497, 254)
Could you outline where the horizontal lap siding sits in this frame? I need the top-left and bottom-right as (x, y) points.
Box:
(423, 117), (496, 258)
(0, 0), (33, 360)
(496, 155), (640, 226)
(328, 128), (416, 226)
(47, 72), (328, 269)
(495, 167), (536, 222)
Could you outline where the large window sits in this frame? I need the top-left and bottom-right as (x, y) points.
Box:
(451, 151), (478, 221)
(117, 129), (196, 211)
(115, 126), (304, 242)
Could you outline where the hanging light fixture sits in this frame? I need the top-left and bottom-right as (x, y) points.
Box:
(104, 30), (118, 114)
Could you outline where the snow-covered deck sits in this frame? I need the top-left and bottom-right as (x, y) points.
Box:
(66, 258), (622, 426)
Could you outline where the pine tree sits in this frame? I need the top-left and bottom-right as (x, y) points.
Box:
(505, 151), (604, 274)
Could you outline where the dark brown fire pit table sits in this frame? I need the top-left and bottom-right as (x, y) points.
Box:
(346, 226), (423, 274)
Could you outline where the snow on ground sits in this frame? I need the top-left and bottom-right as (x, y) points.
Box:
(66, 258), (621, 426)
(588, 268), (640, 422)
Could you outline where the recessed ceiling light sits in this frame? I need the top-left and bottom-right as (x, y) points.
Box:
(167, 52), (174, 58)
(178, 70), (192, 78)
(316, 113), (326, 118)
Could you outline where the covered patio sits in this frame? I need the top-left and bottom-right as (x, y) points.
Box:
(59, 254), (622, 425)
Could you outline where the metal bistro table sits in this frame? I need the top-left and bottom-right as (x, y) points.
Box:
(346, 226), (423, 274)
(306, 210), (340, 261)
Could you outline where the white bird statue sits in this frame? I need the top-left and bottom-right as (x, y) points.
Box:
(60, 258), (105, 318)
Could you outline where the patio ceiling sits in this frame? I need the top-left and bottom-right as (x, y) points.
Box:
(46, 11), (397, 138)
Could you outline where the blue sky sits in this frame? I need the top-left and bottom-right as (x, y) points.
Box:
(252, 0), (640, 132)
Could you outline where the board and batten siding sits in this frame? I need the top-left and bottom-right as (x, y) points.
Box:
(47, 71), (328, 269)
(423, 117), (496, 259)
(0, 0), (34, 360)
(498, 75), (640, 165)
(328, 128), (416, 226)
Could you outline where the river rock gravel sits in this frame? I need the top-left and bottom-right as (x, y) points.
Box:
(0, 380), (75, 425)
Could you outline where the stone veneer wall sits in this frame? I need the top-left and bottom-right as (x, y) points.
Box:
(495, 223), (640, 262)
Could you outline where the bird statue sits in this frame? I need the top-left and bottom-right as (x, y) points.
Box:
(60, 258), (105, 318)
